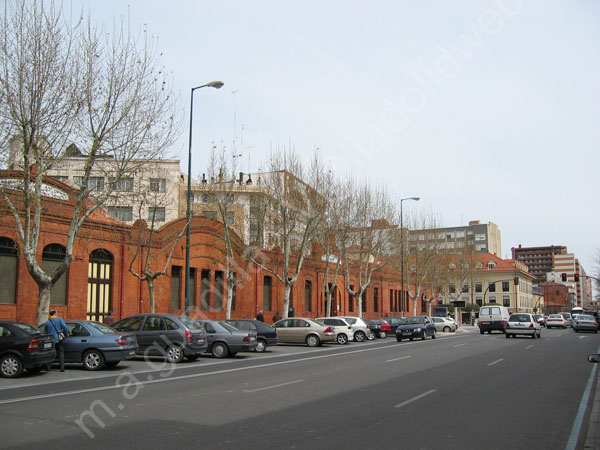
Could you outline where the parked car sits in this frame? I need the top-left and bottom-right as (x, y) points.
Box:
(505, 313), (541, 339)
(383, 317), (407, 336)
(273, 318), (336, 347)
(546, 314), (567, 329)
(57, 321), (137, 370)
(396, 316), (436, 341)
(365, 319), (391, 338)
(337, 316), (373, 342)
(432, 317), (457, 333)
(224, 319), (278, 352)
(0, 320), (56, 378)
(316, 317), (354, 344)
(559, 312), (573, 327)
(534, 314), (546, 327)
(111, 313), (208, 363)
(477, 305), (510, 334)
(573, 315), (598, 333)
(195, 320), (257, 358)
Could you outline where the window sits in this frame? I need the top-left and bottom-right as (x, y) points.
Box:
(150, 178), (167, 192)
(200, 270), (210, 310)
(201, 192), (216, 203)
(488, 262), (495, 270)
(475, 234), (486, 241)
(148, 207), (166, 223)
(42, 244), (67, 305)
(476, 296), (483, 306)
(373, 287), (379, 313)
(475, 282), (482, 293)
(462, 284), (469, 293)
(304, 280), (312, 312)
(349, 286), (354, 312)
(503, 296), (510, 307)
(449, 284), (456, 294)
(170, 266), (181, 310)
(362, 291), (367, 313)
(74, 176), (104, 191)
(263, 276), (272, 311)
(109, 177), (133, 192)
(390, 289), (394, 312)
(488, 282), (496, 293)
(226, 211), (234, 224)
(489, 296), (496, 304)
(214, 271), (224, 311)
(203, 210), (217, 220)
(107, 206), (133, 222)
(188, 267), (196, 309)
(52, 175), (69, 182)
(0, 237), (18, 304)
(502, 281), (509, 292)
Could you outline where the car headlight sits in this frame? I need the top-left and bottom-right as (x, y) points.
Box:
(415, 328), (421, 332)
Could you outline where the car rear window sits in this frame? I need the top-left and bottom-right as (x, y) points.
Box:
(219, 321), (240, 332)
(510, 314), (531, 322)
(13, 323), (41, 335)
(178, 315), (203, 330)
(579, 315), (594, 321)
(87, 322), (117, 334)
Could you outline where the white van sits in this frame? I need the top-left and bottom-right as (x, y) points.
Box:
(478, 305), (510, 334)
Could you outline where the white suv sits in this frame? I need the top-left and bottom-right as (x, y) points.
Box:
(316, 317), (355, 344)
(337, 316), (373, 342)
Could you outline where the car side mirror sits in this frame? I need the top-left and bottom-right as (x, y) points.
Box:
(588, 354), (600, 363)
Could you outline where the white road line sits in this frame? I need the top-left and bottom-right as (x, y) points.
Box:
(394, 389), (437, 408)
(386, 355), (412, 363)
(488, 359), (504, 366)
(579, 336), (586, 340)
(453, 343), (467, 348)
(242, 379), (303, 393)
(525, 345), (533, 349)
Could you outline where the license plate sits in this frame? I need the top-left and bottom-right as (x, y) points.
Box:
(128, 350), (135, 356)
(44, 342), (52, 349)
(197, 339), (205, 343)
(402, 332), (411, 335)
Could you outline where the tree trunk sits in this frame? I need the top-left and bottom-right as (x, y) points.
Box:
(147, 278), (155, 313)
(226, 280), (234, 320)
(36, 285), (52, 327)
(282, 283), (292, 319)
(326, 290), (332, 316)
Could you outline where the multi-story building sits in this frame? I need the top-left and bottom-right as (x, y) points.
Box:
(409, 220), (501, 257)
(511, 245), (567, 284)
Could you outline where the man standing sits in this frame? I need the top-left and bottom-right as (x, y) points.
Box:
(256, 310), (264, 322)
(43, 310), (69, 372)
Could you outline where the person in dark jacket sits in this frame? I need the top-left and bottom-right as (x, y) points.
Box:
(43, 310), (69, 371)
(272, 311), (282, 322)
(256, 310), (264, 322)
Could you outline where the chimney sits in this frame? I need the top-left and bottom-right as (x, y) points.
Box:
(246, 174), (253, 186)
(201, 173), (207, 184)
(238, 172), (244, 185)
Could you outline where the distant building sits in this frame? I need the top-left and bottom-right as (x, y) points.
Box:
(409, 220), (501, 257)
(511, 245), (568, 284)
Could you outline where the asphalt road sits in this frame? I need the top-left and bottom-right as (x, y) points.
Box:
(1, 327), (599, 450)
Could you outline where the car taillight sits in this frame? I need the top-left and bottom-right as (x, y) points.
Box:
(185, 330), (193, 342)
(28, 339), (39, 352)
(506, 323), (510, 328)
(324, 327), (332, 333)
(243, 335), (251, 343)
(477, 321), (481, 326)
(529, 323), (534, 328)
(575, 321), (579, 325)
(501, 320), (505, 325)
(348, 326), (352, 330)
(115, 338), (128, 346)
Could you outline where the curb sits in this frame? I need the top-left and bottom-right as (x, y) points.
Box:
(584, 371), (600, 449)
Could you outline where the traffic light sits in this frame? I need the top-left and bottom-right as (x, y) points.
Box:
(574, 273), (580, 282)
(561, 273), (567, 282)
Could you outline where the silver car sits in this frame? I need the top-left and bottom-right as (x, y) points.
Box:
(505, 313), (541, 339)
(273, 317), (337, 347)
(316, 317), (355, 344)
(432, 317), (457, 333)
(337, 316), (373, 342)
(573, 315), (598, 333)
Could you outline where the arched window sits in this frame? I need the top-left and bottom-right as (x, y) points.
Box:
(42, 243), (67, 305)
(0, 237), (18, 304)
(87, 249), (114, 322)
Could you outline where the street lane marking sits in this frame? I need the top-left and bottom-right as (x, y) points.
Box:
(488, 359), (504, 366)
(243, 379), (303, 393)
(386, 355), (412, 363)
(579, 336), (586, 339)
(395, 389), (436, 408)
(453, 343), (467, 348)
(525, 345), (533, 349)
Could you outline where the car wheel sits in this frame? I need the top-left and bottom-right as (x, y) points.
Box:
(409, 337), (414, 341)
(563, 326), (566, 329)
(354, 331), (366, 342)
(368, 333), (375, 341)
(105, 361), (120, 367)
(575, 329), (579, 333)
(306, 334), (320, 347)
(505, 333), (510, 339)
(337, 334), (348, 345)
(165, 345), (185, 363)
(83, 350), (105, 371)
(480, 329), (484, 335)
(255, 339), (267, 353)
(396, 336), (402, 342)
(211, 342), (229, 358)
(443, 326), (451, 333)
(379, 331), (387, 339)
(431, 330), (436, 339)
(531, 333), (536, 339)
(488, 330), (492, 334)
(0, 354), (23, 378)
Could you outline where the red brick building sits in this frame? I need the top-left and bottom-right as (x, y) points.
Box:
(0, 174), (432, 325)
(539, 281), (571, 314)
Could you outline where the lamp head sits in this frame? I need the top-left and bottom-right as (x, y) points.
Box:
(206, 81), (224, 89)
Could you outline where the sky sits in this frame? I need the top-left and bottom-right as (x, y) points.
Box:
(68, 0), (600, 275)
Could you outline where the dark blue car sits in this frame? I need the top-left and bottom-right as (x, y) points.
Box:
(59, 321), (138, 370)
(396, 316), (436, 341)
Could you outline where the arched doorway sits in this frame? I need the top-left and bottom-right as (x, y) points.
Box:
(87, 249), (113, 322)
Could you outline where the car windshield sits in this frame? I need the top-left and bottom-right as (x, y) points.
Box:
(87, 322), (118, 334)
(219, 321), (240, 332)
(510, 314), (531, 322)
(14, 323), (41, 335)
(178, 315), (203, 330)
(406, 317), (425, 325)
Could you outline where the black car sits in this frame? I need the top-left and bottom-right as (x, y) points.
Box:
(112, 314), (208, 363)
(396, 316), (436, 341)
(0, 321), (56, 378)
(225, 319), (278, 352)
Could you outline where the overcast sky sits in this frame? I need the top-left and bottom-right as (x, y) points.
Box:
(72, 0), (600, 274)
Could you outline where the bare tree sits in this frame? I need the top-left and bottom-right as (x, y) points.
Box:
(341, 180), (397, 318)
(0, 1), (179, 325)
(250, 148), (327, 319)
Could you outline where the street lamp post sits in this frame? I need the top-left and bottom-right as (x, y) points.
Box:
(185, 81), (224, 315)
(400, 196), (420, 317)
